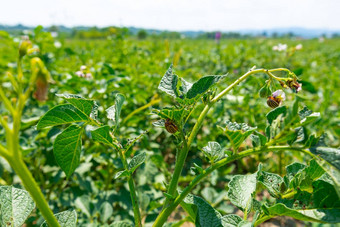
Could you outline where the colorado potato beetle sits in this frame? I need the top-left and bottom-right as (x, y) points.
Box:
(165, 118), (178, 134)
(267, 90), (286, 108)
(267, 96), (280, 108)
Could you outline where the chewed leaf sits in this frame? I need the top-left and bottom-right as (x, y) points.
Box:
(128, 152), (146, 173)
(57, 94), (95, 117)
(0, 186), (35, 227)
(186, 75), (225, 99)
(54, 124), (83, 177)
(227, 173), (257, 211)
(40, 210), (77, 227)
(202, 141), (224, 163)
(37, 104), (89, 129)
(221, 121), (256, 152)
(258, 171), (283, 198)
(158, 64), (179, 97)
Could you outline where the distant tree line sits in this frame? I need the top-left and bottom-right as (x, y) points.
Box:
(1, 24), (340, 39)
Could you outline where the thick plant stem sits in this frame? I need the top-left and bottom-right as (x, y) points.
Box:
(9, 157), (61, 227)
(163, 132), (188, 207)
(153, 146), (315, 227)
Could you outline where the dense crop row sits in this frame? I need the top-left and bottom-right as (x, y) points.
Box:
(0, 28), (339, 226)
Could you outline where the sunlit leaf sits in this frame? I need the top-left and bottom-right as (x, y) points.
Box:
(37, 104), (89, 129)
(54, 124), (83, 177)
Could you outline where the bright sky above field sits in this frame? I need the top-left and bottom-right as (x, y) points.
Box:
(1, 0), (340, 31)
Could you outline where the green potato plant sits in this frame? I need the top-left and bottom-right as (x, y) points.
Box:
(0, 34), (340, 227)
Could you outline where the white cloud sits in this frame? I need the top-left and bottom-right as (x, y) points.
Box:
(1, 0), (340, 30)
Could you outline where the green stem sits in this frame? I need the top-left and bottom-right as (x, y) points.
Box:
(163, 131), (188, 208)
(8, 157), (61, 226)
(153, 146), (315, 227)
(117, 148), (142, 227)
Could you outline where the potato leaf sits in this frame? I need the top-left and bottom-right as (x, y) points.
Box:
(54, 124), (83, 177)
(0, 186), (35, 227)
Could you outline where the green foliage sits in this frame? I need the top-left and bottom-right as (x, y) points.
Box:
(53, 124), (83, 177)
(37, 104), (89, 129)
(41, 210), (77, 227)
(91, 126), (115, 146)
(0, 186), (35, 227)
(106, 93), (125, 128)
(202, 141), (225, 163)
(226, 161), (340, 225)
(128, 152), (146, 173)
(1, 29), (340, 226)
(220, 121), (256, 152)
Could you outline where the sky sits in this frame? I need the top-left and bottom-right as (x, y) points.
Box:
(1, 0), (340, 31)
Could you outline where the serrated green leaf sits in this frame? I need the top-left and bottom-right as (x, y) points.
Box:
(37, 104), (89, 129)
(0, 186), (35, 227)
(183, 194), (223, 227)
(91, 126), (114, 146)
(57, 94), (95, 116)
(186, 75), (224, 99)
(309, 146), (340, 171)
(266, 106), (287, 125)
(227, 173), (257, 211)
(221, 121), (256, 152)
(258, 171), (283, 198)
(202, 141), (224, 163)
(40, 210), (77, 227)
(158, 64), (179, 97)
(128, 152), (146, 173)
(54, 124), (83, 177)
(109, 220), (134, 227)
(221, 214), (242, 227)
(106, 94), (125, 127)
